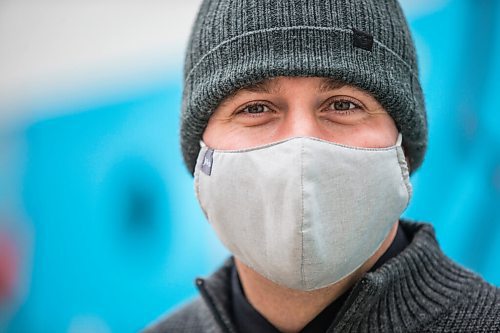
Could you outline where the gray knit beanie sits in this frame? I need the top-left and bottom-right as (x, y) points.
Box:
(181, 0), (427, 174)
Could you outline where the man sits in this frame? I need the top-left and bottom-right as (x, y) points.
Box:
(144, 0), (500, 332)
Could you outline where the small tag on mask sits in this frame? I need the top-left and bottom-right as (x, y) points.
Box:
(201, 149), (214, 175)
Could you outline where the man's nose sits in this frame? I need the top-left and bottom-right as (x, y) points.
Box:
(280, 107), (322, 138)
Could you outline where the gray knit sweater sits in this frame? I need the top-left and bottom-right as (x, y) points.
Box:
(143, 221), (500, 332)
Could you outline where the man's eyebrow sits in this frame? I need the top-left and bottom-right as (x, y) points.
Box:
(241, 79), (283, 94)
(220, 77), (347, 105)
(221, 79), (282, 104)
(318, 78), (347, 93)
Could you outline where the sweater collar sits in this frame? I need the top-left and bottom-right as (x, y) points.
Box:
(330, 221), (478, 332)
(196, 221), (478, 333)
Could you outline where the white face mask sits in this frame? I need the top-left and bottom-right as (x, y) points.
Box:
(194, 134), (412, 291)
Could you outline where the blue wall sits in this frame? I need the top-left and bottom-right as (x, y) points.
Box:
(404, 0), (500, 283)
(4, 81), (228, 332)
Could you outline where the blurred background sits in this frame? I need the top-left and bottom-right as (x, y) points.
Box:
(0, 0), (499, 332)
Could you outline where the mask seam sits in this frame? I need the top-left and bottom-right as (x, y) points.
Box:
(300, 139), (306, 290)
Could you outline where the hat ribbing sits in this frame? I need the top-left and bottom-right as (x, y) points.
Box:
(181, 0), (427, 174)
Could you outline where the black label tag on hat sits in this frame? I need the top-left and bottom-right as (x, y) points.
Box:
(352, 28), (374, 52)
(201, 149), (214, 176)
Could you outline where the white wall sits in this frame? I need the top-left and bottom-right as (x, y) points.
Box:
(0, 0), (202, 126)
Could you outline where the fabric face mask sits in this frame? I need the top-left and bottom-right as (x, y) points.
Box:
(194, 134), (412, 291)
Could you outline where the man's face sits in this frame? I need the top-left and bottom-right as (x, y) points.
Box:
(203, 76), (398, 149)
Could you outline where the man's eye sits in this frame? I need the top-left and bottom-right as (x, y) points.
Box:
(329, 100), (358, 111)
(241, 103), (270, 114)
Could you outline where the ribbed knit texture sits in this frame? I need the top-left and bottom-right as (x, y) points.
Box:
(143, 221), (500, 332)
(180, 0), (427, 174)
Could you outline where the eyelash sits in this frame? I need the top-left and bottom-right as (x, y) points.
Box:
(236, 102), (274, 117)
(236, 98), (363, 116)
(325, 98), (363, 115)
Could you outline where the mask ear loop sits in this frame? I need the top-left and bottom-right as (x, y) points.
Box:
(395, 133), (403, 147)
